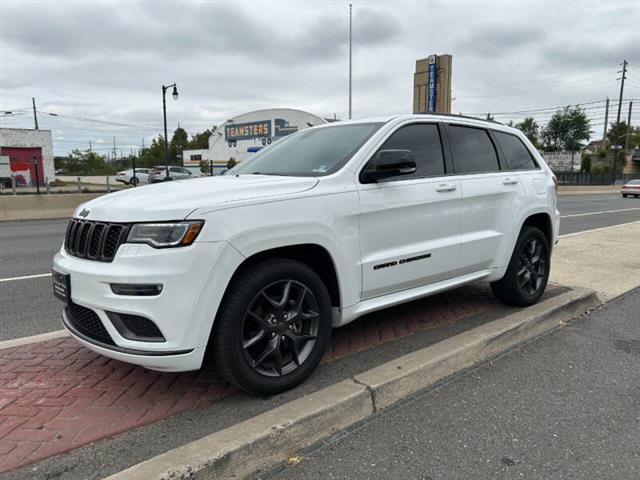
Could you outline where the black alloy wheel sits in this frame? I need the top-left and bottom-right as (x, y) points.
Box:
(491, 226), (550, 307)
(241, 280), (320, 377)
(517, 237), (547, 296)
(211, 259), (332, 395)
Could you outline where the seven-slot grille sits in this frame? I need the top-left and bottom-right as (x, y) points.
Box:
(65, 219), (130, 262)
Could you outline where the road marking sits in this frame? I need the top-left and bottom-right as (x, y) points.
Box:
(560, 220), (640, 238)
(561, 207), (640, 218)
(0, 272), (52, 283)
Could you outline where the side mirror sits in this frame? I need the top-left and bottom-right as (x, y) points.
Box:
(361, 149), (417, 183)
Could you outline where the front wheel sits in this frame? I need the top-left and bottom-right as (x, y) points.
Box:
(212, 259), (332, 395)
(623, 194), (628, 198)
(491, 226), (550, 307)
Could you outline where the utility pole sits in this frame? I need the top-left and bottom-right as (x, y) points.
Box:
(32, 97), (39, 130)
(348, 3), (352, 120)
(89, 140), (92, 152)
(602, 97), (610, 152)
(624, 100), (633, 152)
(112, 136), (117, 161)
(613, 59), (628, 180)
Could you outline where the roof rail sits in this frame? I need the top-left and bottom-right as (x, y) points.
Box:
(415, 112), (505, 126)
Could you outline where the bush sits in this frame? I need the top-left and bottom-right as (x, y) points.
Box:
(580, 153), (592, 173)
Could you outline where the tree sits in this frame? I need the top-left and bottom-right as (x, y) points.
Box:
(138, 136), (165, 168)
(515, 117), (540, 147)
(59, 149), (113, 175)
(541, 106), (591, 152)
(169, 127), (189, 163)
(188, 129), (212, 149)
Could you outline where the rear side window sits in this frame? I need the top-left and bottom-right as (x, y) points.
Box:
(448, 125), (500, 174)
(494, 131), (538, 170)
(374, 123), (445, 178)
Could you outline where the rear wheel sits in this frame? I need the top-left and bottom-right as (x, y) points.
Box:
(129, 177), (139, 186)
(623, 194), (628, 198)
(491, 226), (550, 307)
(212, 259), (332, 395)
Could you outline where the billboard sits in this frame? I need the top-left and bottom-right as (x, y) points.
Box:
(225, 120), (272, 141)
(427, 55), (437, 113)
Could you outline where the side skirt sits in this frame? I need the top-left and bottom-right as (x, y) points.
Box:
(335, 269), (493, 327)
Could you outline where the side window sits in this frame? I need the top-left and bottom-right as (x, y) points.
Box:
(170, 167), (180, 173)
(493, 131), (538, 170)
(448, 125), (500, 174)
(369, 123), (445, 180)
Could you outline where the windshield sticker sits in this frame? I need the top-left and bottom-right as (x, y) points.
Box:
(312, 165), (328, 173)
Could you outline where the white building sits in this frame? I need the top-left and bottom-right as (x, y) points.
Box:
(0, 128), (55, 185)
(183, 108), (327, 172)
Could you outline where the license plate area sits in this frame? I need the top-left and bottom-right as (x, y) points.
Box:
(52, 270), (71, 304)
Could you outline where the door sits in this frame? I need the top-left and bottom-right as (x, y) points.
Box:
(444, 124), (526, 272)
(358, 122), (463, 300)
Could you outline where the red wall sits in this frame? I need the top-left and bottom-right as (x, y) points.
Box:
(0, 147), (44, 186)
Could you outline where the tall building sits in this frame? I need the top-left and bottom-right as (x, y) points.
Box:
(413, 54), (452, 114)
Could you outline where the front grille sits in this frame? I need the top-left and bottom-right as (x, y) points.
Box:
(65, 219), (129, 262)
(66, 303), (115, 345)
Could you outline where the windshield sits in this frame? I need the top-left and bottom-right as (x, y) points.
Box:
(231, 122), (383, 177)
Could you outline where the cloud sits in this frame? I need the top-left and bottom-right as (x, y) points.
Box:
(1, 0), (638, 155)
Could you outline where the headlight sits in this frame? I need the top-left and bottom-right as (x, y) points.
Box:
(126, 221), (203, 248)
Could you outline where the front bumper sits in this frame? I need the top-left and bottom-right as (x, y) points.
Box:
(53, 240), (242, 372)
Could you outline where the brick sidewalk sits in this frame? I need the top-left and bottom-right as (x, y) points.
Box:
(0, 285), (499, 473)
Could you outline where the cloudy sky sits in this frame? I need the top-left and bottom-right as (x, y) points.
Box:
(1, 0), (639, 156)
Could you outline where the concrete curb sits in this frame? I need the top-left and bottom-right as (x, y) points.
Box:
(104, 287), (598, 480)
(0, 330), (68, 351)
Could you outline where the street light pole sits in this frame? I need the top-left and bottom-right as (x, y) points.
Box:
(162, 83), (179, 179)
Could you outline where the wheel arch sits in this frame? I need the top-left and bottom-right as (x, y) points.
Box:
(521, 212), (553, 249)
(227, 243), (342, 309)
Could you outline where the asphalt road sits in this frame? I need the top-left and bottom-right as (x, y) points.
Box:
(267, 287), (640, 480)
(1, 193), (639, 341)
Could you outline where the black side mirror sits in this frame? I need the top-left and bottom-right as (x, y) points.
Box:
(361, 149), (417, 183)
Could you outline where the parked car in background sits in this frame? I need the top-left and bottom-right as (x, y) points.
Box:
(54, 114), (559, 395)
(0, 156), (12, 188)
(184, 166), (203, 177)
(148, 166), (194, 183)
(621, 179), (640, 198)
(115, 168), (150, 186)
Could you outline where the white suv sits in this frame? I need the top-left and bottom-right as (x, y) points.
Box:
(53, 114), (559, 394)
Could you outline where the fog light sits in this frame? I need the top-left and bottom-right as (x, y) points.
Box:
(110, 284), (163, 296)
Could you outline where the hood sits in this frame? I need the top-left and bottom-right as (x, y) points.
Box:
(74, 175), (319, 222)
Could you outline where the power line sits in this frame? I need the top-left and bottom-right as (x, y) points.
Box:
(35, 110), (162, 130)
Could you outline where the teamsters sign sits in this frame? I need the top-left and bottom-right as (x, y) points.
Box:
(225, 121), (272, 141)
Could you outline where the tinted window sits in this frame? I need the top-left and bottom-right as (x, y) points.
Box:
(494, 131), (537, 170)
(231, 123), (382, 177)
(448, 126), (500, 174)
(170, 167), (181, 173)
(371, 123), (445, 179)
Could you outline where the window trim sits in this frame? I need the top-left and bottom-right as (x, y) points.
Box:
(442, 123), (503, 176)
(358, 122), (448, 185)
(491, 130), (540, 172)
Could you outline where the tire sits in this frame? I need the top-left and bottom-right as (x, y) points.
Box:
(212, 259), (332, 395)
(491, 226), (550, 307)
(623, 194), (628, 198)
(129, 177), (139, 186)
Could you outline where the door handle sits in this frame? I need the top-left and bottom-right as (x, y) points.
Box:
(502, 178), (519, 185)
(435, 183), (457, 192)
